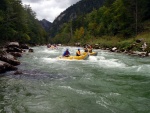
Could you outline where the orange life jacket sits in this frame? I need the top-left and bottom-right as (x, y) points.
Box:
(76, 50), (81, 56)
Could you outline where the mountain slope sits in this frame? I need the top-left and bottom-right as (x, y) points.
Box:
(50, 0), (105, 37)
(39, 19), (52, 32)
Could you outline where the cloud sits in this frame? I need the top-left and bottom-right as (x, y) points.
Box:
(21, 0), (80, 22)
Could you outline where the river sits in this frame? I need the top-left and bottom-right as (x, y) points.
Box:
(0, 46), (150, 113)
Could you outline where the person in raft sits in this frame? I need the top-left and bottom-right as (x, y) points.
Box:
(76, 49), (81, 56)
(63, 49), (70, 57)
(88, 45), (92, 53)
(84, 46), (88, 52)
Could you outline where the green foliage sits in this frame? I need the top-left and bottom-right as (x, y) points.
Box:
(74, 27), (85, 39)
(0, 0), (48, 44)
(20, 33), (30, 43)
(50, 0), (105, 37)
(117, 39), (134, 49)
(51, 33), (70, 44)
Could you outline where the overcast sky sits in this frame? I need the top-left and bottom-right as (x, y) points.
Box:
(21, 0), (80, 22)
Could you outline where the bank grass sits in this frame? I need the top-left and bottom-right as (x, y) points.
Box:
(86, 36), (134, 49)
(69, 30), (150, 50)
(135, 31), (150, 43)
(83, 31), (150, 49)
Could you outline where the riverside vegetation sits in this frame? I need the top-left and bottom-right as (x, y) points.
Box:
(0, 0), (150, 56)
(49, 0), (150, 54)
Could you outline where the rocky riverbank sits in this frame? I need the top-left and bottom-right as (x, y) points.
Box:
(64, 39), (150, 57)
(0, 42), (33, 74)
(91, 39), (150, 57)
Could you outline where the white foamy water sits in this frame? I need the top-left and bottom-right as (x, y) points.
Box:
(88, 55), (126, 68)
(41, 57), (58, 63)
(59, 86), (95, 95)
(98, 59), (126, 68)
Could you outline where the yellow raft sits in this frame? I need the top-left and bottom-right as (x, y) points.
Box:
(84, 49), (98, 56)
(58, 52), (89, 60)
(48, 47), (58, 49)
(89, 52), (98, 56)
(83, 52), (98, 56)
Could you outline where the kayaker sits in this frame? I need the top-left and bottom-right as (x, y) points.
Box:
(63, 49), (70, 57)
(76, 49), (81, 56)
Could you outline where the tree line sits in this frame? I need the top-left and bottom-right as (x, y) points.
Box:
(50, 0), (105, 38)
(51, 0), (150, 44)
(0, 0), (48, 45)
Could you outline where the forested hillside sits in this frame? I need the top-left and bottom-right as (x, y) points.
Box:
(50, 0), (105, 37)
(1, 0), (149, 46)
(51, 0), (150, 46)
(0, 0), (48, 45)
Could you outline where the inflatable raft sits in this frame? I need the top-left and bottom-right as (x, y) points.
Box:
(58, 52), (89, 60)
(89, 52), (98, 56)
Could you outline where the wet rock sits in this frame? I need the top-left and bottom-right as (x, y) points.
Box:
(138, 52), (146, 57)
(145, 52), (150, 56)
(7, 42), (19, 48)
(29, 48), (34, 52)
(57, 44), (62, 46)
(14, 70), (23, 75)
(0, 53), (20, 66)
(93, 44), (100, 49)
(20, 44), (29, 49)
(75, 42), (81, 46)
(111, 47), (117, 52)
(141, 42), (147, 51)
(22, 49), (26, 52)
(0, 61), (17, 73)
(0, 42), (32, 74)
(9, 52), (22, 57)
(6, 47), (22, 53)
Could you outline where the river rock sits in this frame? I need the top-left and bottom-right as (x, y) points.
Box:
(7, 42), (19, 48)
(29, 48), (34, 52)
(20, 44), (29, 49)
(6, 47), (22, 53)
(111, 47), (117, 52)
(9, 52), (22, 57)
(75, 42), (81, 46)
(93, 44), (100, 49)
(14, 70), (23, 75)
(136, 39), (143, 43)
(0, 61), (17, 73)
(0, 53), (20, 66)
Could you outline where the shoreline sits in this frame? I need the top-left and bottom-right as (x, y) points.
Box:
(0, 42), (33, 74)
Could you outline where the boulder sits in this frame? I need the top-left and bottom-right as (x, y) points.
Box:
(0, 53), (20, 66)
(0, 61), (17, 73)
(93, 44), (100, 49)
(141, 42), (147, 51)
(9, 52), (22, 57)
(14, 70), (23, 75)
(136, 39), (143, 43)
(6, 47), (22, 53)
(7, 42), (19, 48)
(111, 47), (117, 52)
(20, 44), (29, 49)
(57, 44), (62, 46)
(75, 42), (81, 46)
(29, 48), (34, 52)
